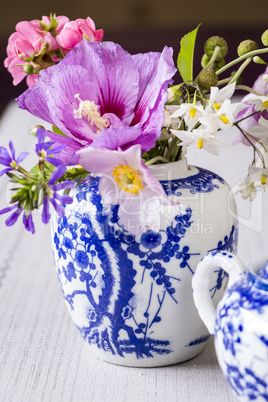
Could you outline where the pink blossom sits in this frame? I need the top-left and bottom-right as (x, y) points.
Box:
(78, 144), (178, 235)
(56, 17), (104, 51)
(4, 15), (69, 86)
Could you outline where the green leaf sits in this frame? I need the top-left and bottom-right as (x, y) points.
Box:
(52, 125), (67, 136)
(177, 24), (201, 82)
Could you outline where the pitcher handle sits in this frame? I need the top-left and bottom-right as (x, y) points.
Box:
(192, 251), (246, 335)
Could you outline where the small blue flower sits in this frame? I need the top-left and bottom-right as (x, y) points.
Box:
(42, 164), (75, 224)
(35, 128), (65, 168)
(0, 141), (28, 177)
(63, 262), (77, 282)
(140, 230), (162, 250)
(0, 203), (35, 233)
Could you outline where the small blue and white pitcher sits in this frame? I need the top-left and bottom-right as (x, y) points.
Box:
(192, 252), (268, 402)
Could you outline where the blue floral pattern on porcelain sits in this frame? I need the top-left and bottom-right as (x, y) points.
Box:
(195, 255), (268, 401)
(51, 164), (238, 366)
(214, 266), (268, 401)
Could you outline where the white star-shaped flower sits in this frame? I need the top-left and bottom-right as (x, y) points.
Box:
(249, 95), (268, 111)
(170, 103), (205, 130)
(171, 126), (227, 155)
(200, 99), (248, 132)
(237, 165), (268, 201)
(208, 82), (236, 108)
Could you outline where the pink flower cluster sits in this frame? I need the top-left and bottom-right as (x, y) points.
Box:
(4, 15), (104, 87)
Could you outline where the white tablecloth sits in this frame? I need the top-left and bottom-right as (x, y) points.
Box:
(1, 100), (267, 402)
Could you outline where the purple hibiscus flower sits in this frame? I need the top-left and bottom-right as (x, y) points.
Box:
(17, 40), (176, 164)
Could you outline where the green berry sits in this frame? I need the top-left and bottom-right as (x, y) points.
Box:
(237, 40), (259, 56)
(261, 30), (268, 46)
(197, 70), (218, 91)
(204, 36), (228, 61)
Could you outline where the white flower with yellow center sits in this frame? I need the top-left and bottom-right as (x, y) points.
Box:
(171, 126), (227, 155)
(170, 103), (205, 130)
(200, 99), (248, 132)
(208, 83), (236, 110)
(249, 95), (268, 111)
(78, 143), (178, 235)
(238, 164), (268, 200)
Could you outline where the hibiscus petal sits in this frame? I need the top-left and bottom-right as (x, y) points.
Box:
(131, 46), (176, 149)
(132, 46), (176, 120)
(60, 40), (140, 123)
(18, 64), (97, 138)
(92, 126), (142, 150)
(45, 131), (83, 165)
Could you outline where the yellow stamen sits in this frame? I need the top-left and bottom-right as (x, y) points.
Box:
(112, 164), (144, 195)
(214, 103), (221, 110)
(220, 115), (229, 124)
(48, 188), (54, 198)
(263, 100), (268, 108)
(262, 175), (267, 185)
(197, 140), (203, 149)
(10, 160), (17, 169)
(74, 94), (109, 132)
(189, 107), (196, 118)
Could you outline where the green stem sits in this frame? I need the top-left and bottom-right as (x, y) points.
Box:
(228, 57), (252, 85)
(17, 165), (33, 179)
(235, 110), (259, 124)
(195, 46), (221, 81)
(235, 124), (265, 166)
(145, 156), (170, 166)
(165, 136), (176, 160)
(216, 47), (268, 76)
(235, 85), (262, 96)
(170, 138), (182, 162)
(217, 77), (232, 86)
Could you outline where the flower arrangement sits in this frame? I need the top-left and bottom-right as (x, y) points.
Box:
(1, 13), (268, 234)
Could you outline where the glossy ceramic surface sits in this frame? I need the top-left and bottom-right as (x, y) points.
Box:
(193, 252), (268, 400)
(51, 158), (237, 367)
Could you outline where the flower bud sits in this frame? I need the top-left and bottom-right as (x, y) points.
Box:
(197, 70), (218, 91)
(253, 56), (267, 65)
(204, 36), (228, 61)
(167, 88), (175, 103)
(213, 58), (225, 72)
(29, 125), (45, 136)
(237, 40), (259, 56)
(23, 64), (34, 75)
(261, 29), (268, 46)
(201, 54), (210, 68)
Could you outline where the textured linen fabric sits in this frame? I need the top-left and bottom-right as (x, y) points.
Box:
(1, 100), (265, 401)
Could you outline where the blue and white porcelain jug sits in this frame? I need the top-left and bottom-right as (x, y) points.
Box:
(51, 157), (237, 367)
(193, 252), (268, 401)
